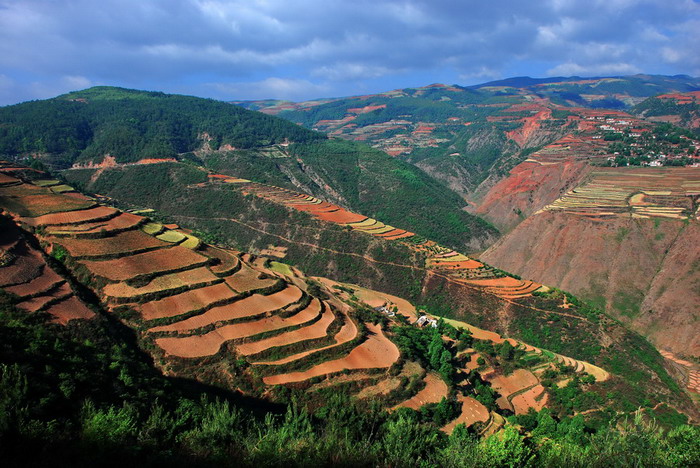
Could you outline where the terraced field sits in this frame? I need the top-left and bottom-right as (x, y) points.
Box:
(0, 162), (611, 421)
(541, 167), (700, 220)
(208, 174), (542, 300)
(0, 215), (94, 324)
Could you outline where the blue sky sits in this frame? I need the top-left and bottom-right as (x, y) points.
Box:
(0, 0), (699, 105)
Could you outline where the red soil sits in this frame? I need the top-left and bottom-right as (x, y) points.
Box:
(62, 192), (93, 201)
(314, 209), (367, 224)
(254, 310), (358, 365)
(0, 173), (19, 185)
(487, 369), (539, 402)
(155, 296), (321, 357)
(511, 385), (548, 414)
(394, 373), (449, 410)
(0, 249), (45, 287)
(17, 283), (72, 313)
(46, 212), (144, 236)
(224, 263), (279, 292)
(464, 277), (525, 288)
(235, 300), (335, 356)
(5, 266), (64, 298)
(80, 246), (208, 281)
(347, 104), (387, 114)
(138, 282), (237, 320)
(381, 231), (415, 240)
(201, 246), (240, 274)
(263, 323), (399, 385)
(22, 206), (117, 227)
(441, 396), (489, 434)
(46, 295), (95, 324)
(102, 266), (220, 299)
(55, 229), (166, 258)
(431, 260), (483, 269)
(149, 285), (303, 333)
(2, 184), (95, 217)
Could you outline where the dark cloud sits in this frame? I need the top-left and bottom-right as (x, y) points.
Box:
(0, 0), (698, 105)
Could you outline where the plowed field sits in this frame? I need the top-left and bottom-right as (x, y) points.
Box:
(149, 285), (303, 332)
(262, 323), (399, 385)
(80, 246), (208, 281)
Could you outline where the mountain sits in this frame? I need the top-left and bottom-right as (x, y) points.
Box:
(2, 82), (700, 464)
(472, 74), (700, 108)
(0, 86), (498, 253)
(235, 75), (700, 205)
(238, 78), (700, 362)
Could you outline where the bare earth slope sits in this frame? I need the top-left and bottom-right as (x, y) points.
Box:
(482, 209), (700, 357)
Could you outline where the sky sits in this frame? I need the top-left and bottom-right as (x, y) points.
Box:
(0, 0), (699, 106)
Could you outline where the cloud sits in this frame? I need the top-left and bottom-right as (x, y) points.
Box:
(0, 0), (698, 104)
(547, 61), (641, 76)
(206, 77), (331, 101)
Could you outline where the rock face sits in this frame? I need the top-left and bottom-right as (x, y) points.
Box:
(481, 211), (700, 357)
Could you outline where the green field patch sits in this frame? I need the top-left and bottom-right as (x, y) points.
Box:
(157, 230), (186, 243)
(142, 222), (164, 235)
(269, 261), (294, 276)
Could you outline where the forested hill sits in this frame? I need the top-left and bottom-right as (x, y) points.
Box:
(0, 86), (499, 252)
(0, 86), (325, 168)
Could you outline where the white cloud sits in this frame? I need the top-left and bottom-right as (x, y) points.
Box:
(312, 63), (394, 81)
(0, 0), (698, 105)
(207, 77), (331, 100)
(547, 61), (641, 76)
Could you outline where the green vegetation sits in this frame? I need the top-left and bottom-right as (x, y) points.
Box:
(1, 291), (698, 467)
(0, 86), (325, 168)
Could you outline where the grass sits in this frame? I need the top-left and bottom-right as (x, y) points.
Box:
(156, 230), (186, 243)
(269, 261), (294, 276)
(142, 222), (164, 235)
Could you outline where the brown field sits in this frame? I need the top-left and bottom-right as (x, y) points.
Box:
(380, 231), (415, 240)
(5, 266), (64, 298)
(22, 206), (117, 227)
(315, 209), (367, 224)
(55, 229), (167, 258)
(441, 396), (489, 434)
(102, 266), (220, 299)
(62, 192), (92, 201)
(138, 282), (237, 320)
(357, 361), (423, 399)
(236, 302), (334, 356)
(46, 212), (144, 236)
(394, 373), (449, 410)
(224, 263), (278, 292)
(202, 246), (241, 274)
(80, 246), (209, 281)
(486, 369), (539, 408)
(0, 173), (19, 185)
(17, 282), (72, 313)
(149, 285), (303, 333)
(46, 295), (96, 324)
(1, 184), (94, 216)
(253, 311), (357, 365)
(155, 297), (321, 357)
(464, 277), (526, 288)
(511, 385), (548, 414)
(0, 250), (45, 287)
(262, 323), (399, 385)
(431, 260), (483, 269)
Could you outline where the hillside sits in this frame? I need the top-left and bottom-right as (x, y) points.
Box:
(2, 161), (699, 463)
(54, 160), (700, 415)
(0, 87), (498, 252)
(481, 167), (700, 359)
(633, 91), (700, 131)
